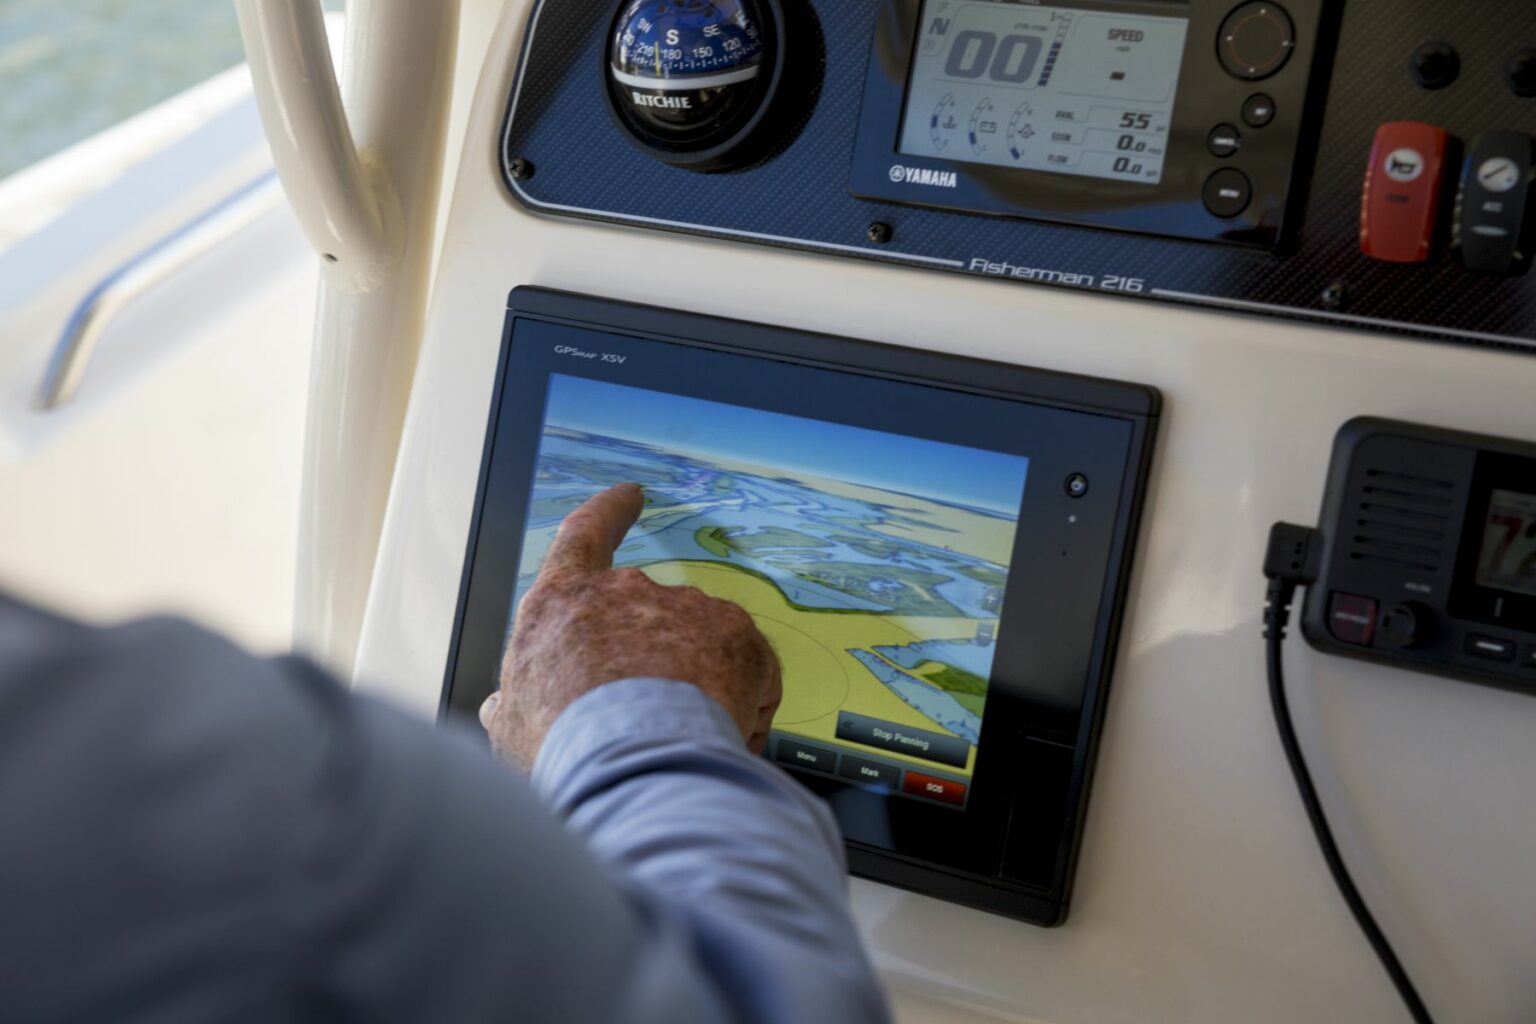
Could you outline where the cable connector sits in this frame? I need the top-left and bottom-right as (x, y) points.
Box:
(1263, 523), (1321, 641)
(1264, 522), (1322, 585)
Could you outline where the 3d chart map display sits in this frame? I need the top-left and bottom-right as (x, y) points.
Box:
(513, 374), (1031, 785)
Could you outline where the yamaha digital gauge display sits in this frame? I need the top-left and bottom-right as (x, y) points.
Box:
(445, 289), (1159, 924)
(898, 0), (1192, 185)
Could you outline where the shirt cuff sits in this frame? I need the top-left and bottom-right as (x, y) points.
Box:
(530, 678), (746, 799)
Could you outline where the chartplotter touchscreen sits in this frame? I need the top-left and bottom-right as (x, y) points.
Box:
(445, 289), (1158, 924)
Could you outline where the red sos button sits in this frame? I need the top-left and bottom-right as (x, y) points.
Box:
(903, 771), (967, 806)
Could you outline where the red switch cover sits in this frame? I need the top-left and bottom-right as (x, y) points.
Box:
(1360, 121), (1450, 263)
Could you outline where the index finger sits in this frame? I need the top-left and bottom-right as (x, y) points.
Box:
(539, 483), (646, 579)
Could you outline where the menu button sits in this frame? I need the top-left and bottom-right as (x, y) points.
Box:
(775, 738), (838, 774)
(1203, 168), (1253, 218)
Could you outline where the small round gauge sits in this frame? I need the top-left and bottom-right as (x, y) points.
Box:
(1006, 101), (1036, 162)
(607, 0), (801, 171)
(929, 93), (959, 152)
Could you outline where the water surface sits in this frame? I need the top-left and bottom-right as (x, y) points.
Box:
(0, 0), (340, 179)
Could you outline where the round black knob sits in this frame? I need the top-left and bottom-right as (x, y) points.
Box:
(1409, 41), (1460, 90)
(1508, 49), (1536, 98)
(1380, 602), (1436, 649)
(1217, 3), (1297, 81)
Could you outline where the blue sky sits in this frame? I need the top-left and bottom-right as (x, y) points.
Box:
(543, 374), (1029, 514)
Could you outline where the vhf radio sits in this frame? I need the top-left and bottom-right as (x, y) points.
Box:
(1302, 418), (1536, 689)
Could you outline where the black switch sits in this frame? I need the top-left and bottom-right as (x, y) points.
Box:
(1456, 132), (1535, 276)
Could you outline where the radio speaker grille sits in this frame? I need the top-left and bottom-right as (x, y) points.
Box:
(1348, 469), (1455, 572)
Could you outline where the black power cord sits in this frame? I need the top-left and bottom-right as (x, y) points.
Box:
(1263, 523), (1436, 1024)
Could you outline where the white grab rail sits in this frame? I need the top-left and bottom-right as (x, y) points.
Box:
(34, 173), (285, 410)
(234, 0), (399, 292)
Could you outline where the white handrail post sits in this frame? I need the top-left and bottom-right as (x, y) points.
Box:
(237, 0), (461, 675)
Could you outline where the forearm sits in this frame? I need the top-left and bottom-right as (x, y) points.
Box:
(533, 678), (890, 1024)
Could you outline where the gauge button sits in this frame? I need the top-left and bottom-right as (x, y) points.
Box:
(1203, 168), (1253, 217)
(1208, 124), (1243, 157)
(1218, 3), (1297, 81)
(1242, 93), (1276, 127)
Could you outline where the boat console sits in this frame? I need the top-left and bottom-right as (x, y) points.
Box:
(337, 0), (1536, 1019)
(505, 0), (1535, 346)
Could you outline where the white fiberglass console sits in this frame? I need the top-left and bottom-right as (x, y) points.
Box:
(352, 3), (1536, 1021)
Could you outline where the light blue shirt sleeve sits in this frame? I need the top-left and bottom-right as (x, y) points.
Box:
(0, 598), (890, 1023)
(533, 678), (892, 1024)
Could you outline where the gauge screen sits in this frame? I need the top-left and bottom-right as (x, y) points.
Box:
(898, 0), (1189, 185)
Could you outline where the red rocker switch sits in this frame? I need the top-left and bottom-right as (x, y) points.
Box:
(1361, 121), (1450, 263)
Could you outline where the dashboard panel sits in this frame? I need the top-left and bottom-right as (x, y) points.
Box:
(502, 0), (1536, 348)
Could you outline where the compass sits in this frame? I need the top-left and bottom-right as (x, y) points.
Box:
(607, 0), (802, 171)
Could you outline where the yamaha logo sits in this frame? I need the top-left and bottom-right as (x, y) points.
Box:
(889, 164), (958, 189)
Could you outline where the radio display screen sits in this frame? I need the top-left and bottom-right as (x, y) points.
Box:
(1475, 489), (1536, 599)
(514, 374), (1030, 809)
(897, 0), (1189, 185)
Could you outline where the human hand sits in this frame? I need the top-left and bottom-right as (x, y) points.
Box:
(480, 483), (782, 771)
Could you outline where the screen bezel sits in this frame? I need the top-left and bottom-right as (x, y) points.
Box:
(848, 0), (1329, 247)
(444, 288), (1158, 919)
(1450, 452), (1536, 631)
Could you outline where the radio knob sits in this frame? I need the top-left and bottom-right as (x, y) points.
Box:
(1380, 602), (1436, 649)
(1217, 3), (1297, 81)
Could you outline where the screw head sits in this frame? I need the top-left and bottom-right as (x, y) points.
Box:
(867, 222), (893, 244)
(510, 158), (535, 181)
(1320, 280), (1348, 310)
